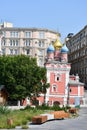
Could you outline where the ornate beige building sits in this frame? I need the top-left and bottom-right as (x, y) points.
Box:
(66, 25), (87, 87)
(0, 22), (60, 66)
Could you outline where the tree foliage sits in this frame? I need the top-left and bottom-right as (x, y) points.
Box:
(0, 55), (49, 101)
(41, 77), (50, 104)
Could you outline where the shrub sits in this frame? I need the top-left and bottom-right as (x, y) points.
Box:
(52, 105), (61, 111)
(24, 105), (31, 110)
(37, 104), (50, 110)
(26, 116), (32, 121)
(22, 120), (28, 125)
(66, 105), (71, 109)
(0, 105), (11, 115)
(22, 125), (29, 129)
(6, 124), (16, 129)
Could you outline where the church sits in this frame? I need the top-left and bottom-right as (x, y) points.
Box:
(38, 38), (84, 106)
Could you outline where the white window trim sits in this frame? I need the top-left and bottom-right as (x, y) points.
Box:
(55, 73), (61, 82)
(52, 84), (58, 92)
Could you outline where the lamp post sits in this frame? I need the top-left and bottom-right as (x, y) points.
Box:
(67, 84), (71, 106)
(0, 30), (3, 55)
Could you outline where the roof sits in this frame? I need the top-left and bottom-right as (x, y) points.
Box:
(47, 44), (55, 53)
(61, 44), (69, 53)
(53, 39), (62, 50)
(1, 27), (60, 35)
(69, 79), (84, 86)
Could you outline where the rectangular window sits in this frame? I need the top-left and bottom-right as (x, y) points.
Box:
(1, 39), (6, 46)
(10, 40), (13, 46)
(10, 49), (13, 55)
(10, 31), (18, 38)
(13, 40), (15, 46)
(10, 40), (19, 46)
(2, 31), (6, 37)
(38, 50), (43, 55)
(39, 32), (44, 39)
(25, 40), (30, 46)
(26, 49), (30, 55)
(39, 41), (44, 47)
(14, 49), (18, 55)
(16, 40), (18, 46)
(25, 32), (31, 38)
(2, 48), (5, 55)
(3, 40), (6, 46)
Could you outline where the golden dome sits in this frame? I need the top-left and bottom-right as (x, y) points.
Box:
(53, 39), (62, 50)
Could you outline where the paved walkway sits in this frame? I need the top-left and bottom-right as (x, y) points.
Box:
(29, 107), (87, 130)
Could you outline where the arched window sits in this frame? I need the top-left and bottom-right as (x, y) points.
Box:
(52, 84), (57, 92)
(55, 73), (61, 81)
(57, 76), (59, 81)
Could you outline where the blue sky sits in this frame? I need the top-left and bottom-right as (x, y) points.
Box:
(0, 0), (87, 42)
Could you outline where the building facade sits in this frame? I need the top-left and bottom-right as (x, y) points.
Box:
(0, 22), (59, 66)
(37, 39), (84, 106)
(66, 26), (87, 87)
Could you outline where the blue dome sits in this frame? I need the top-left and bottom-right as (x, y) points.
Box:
(61, 44), (69, 53)
(47, 44), (55, 53)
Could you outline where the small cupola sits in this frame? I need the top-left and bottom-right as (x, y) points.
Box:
(61, 44), (69, 53)
(61, 44), (69, 62)
(47, 44), (55, 53)
(53, 39), (62, 50)
(47, 43), (55, 60)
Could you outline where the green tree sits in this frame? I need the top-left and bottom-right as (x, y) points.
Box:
(0, 55), (49, 104)
(41, 77), (50, 104)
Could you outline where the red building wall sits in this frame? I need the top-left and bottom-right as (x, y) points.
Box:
(50, 72), (66, 94)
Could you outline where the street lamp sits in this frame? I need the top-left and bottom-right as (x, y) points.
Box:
(67, 84), (71, 106)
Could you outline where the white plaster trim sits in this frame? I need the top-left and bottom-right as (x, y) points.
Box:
(39, 94), (83, 98)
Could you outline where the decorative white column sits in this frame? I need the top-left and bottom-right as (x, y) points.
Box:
(45, 70), (50, 104)
(64, 70), (70, 106)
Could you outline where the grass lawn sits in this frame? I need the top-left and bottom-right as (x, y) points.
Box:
(0, 105), (74, 129)
(0, 106), (45, 129)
